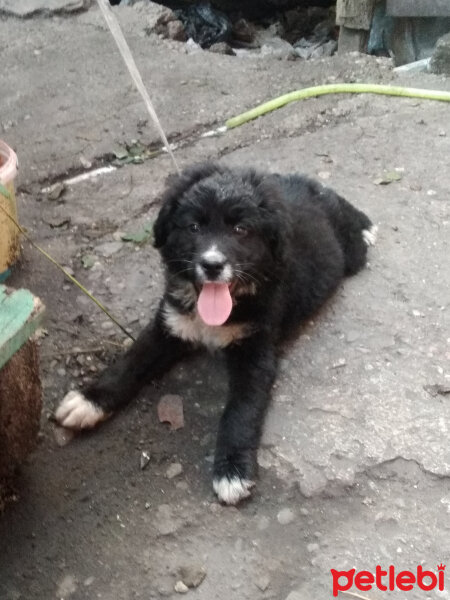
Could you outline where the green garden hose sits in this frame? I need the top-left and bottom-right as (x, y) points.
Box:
(225, 83), (450, 130)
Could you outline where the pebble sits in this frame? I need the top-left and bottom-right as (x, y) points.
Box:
(277, 507), (295, 525)
(46, 182), (66, 201)
(255, 575), (271, 591)
(56, 574), (77, 598)
(179, 565), (207, 588)
(307, 543), (319, 553)
(140, 451), (151, 470)
(174, 581), (189, 594)
(166, 20), (187, 42)
(166, 462), (183, 479)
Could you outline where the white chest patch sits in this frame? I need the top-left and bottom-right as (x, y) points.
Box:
(163, 302), (250, 349)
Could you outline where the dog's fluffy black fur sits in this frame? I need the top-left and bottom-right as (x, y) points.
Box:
(56, 162), (375, 504)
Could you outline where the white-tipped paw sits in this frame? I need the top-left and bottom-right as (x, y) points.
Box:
(55, 391), (105, 430)
(213, 476), (255, 505)
(362, 224), (378, 246)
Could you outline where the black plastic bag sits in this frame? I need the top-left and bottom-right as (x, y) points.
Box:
(176, 2), (232, 48)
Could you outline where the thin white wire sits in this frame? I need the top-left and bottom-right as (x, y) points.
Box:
(96, 0), (181, 174)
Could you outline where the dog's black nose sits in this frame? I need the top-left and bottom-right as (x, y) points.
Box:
(200, 257), (226, 279)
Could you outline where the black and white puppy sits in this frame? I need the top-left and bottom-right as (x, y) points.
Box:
(55, 162), (376, 505)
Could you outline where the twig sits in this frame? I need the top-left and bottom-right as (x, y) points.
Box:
(0, 193), (135, 342)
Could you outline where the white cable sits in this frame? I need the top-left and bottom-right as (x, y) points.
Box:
(96, 0), (181, 174)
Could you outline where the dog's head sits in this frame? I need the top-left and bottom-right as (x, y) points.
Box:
(153, 163), (285, 325)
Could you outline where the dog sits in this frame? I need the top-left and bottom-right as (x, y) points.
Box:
(55, 162), (376, 505)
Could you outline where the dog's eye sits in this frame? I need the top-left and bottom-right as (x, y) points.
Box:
(233, 225), (248, 236)
(189, 223), (200, 233)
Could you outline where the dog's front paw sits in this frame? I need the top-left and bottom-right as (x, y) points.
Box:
(213, 450), (257, 505)
(55, 391), (106, 430)
(213, 475), (255, 505)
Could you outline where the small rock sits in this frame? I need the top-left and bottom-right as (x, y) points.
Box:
(430, 32), (450, 75)
(277, 507), (295, 525)
(166, 20), (187, 42)
(185, 38), (202, 54)
(255, 575), (270, 591)
(174, 581), (189, 594)
(0, 0), (89, 18)
(140, 451), (151, 470)
(179, 565), (207, 589)
(232, 18), (255, 43)
(112, 230), (126, 241)
(79, 155), (92, 169)
(56, 574), (77, 598)
(307, 542), (319, 553)
(260, 37), (296, 60)
(158, 394), (184, 430)
(209, 42), (235, 55)
(331, 358), (346, 369)
(166, 462), (183, 479)
(57, 368), (66, 377)
(46, 182), (66, 201)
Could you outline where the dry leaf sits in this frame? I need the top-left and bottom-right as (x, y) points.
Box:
(157, 394), (184, 430)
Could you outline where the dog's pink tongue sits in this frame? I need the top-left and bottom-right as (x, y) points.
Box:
(197, 283), (232, 326)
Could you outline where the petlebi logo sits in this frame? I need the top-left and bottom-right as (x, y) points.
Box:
(330, 563), (446, 597)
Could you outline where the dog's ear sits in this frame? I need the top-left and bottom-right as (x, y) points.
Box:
(153, 162), (224, 248)
(153, 197), (177, 249)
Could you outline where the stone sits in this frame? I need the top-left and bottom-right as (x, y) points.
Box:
(430, 33), (450, 75)
(255, 575), (271, 591)
(209, 42), (235, 56)
(0, 0), (90, 18)
(174, 580), (189, 594)
(277, 507), (295, 525)
(166, 462), (183, 479)
(232, 18), (255, 43)
(45, 182), (66, 201)
(56, 574), (77, 598)
(260, 37), (297, 60)
(166, 20), (187, 42)
(179, 565), (207, 588)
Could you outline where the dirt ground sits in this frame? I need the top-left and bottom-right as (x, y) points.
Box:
(1, 4), (450, 600)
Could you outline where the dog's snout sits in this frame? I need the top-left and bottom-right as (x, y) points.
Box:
(197, 245), (231, 281)
(200, 257), (226, 278)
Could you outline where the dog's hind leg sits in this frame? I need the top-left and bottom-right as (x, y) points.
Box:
(55, 307), (193, 430)
(318, 187), (376, 276)
(213, 333), (277, 505)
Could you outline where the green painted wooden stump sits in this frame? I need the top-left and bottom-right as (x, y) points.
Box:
(0, 285), (45, 510)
